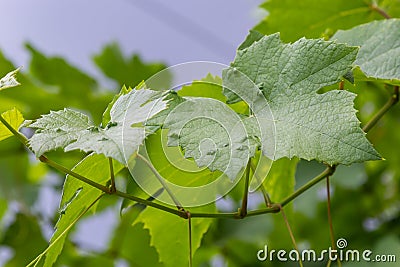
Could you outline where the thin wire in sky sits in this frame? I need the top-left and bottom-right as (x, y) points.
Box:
(126, 0), (235, 60)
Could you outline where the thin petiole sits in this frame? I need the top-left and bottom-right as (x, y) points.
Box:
(326, 176), (341, 267)
(280, 166), (336, 207)
(108, 158), (116, 193)
(280, 206), (304, 267)
(39, 155), (111, 193)
(363, 86), (399, 133)
(239, 160), (251, 218)
(187, 211), (193, 267)
(136, 153), (185, 211)
(369, 3), (391, 19)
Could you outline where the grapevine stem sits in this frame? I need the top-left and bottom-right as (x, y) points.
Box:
(108, 158), (116, 193)
(136, 153), (185, 211)
(326, 176), (341, 267)
(3, 82), (399, 221)
(326, 177), (335, 248)
(259, 185), (303, 267)
(369, 3), (391, 19)
(239, 160), (251, 218)
(0, 116), (188, 218)
(261, 186), (273, 207)
(338, 81), (344, 90)
(39, 155), (111, 192)
(280, 206), (304, 267)
(187, 211), (193, 267)
(362, 85), (399, 133)
(114, 190), (186, 218)
(280, 166), (336, 207)
(40, 156), (189, 217)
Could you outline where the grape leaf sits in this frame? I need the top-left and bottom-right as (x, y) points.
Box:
(332, 19), (400, 82)
(134, 204), (215, 267)
(151, 75), (255, 181)
(0, 68), (20, 91)
(223, 33), (381, 165)
(254, 0), (400, 42)
(163, 97), (257, 180)
(109, 205), (163, 267)
(134, 130), (223, 207)
(101, 85), (131, 127)
(44, 154), (124, 266)
(178, 73), (248, 114)
(29, 89), (168, 164)
(264, 157), (298, 204)
(0, 108), (24, 142)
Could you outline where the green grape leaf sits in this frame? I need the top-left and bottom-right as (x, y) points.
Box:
(254, 0), (400, 42)
(44, 154), (124, 266)
(109, 206), (163, 267)
(29, 89), (168, 164)
(332, 19), (400, 82)
(0, 68), (20, 91)
(29, 108), (92, 156)
(178, 73), (248, 114)
(0, 108), (24, 142)
(134, 204), (215, 267)
(223, 33), (381, 165)
(101, 85), (131, 127)
(134, 130), (223, 207)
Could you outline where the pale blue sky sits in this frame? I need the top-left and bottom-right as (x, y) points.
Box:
(0, 0), (264, 77)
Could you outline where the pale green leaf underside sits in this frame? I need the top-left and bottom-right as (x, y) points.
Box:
(0, 68), (20, 91)
(0, 108), (24, 142)
(163, 97), (257, 180)
(333, 19), (400, 82)
(29, 89), (167, 164)
(223, 33), (380, 165)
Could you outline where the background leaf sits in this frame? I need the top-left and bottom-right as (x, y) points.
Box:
(333, 19), (400, 83)
(0, 213), (48, 267)
(264, 157), (298, 204)
(0, 108), (24, 142)
(93, 43), (170, 89)
(134, 204), (215, 267)
(254, 0), (400, 42)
